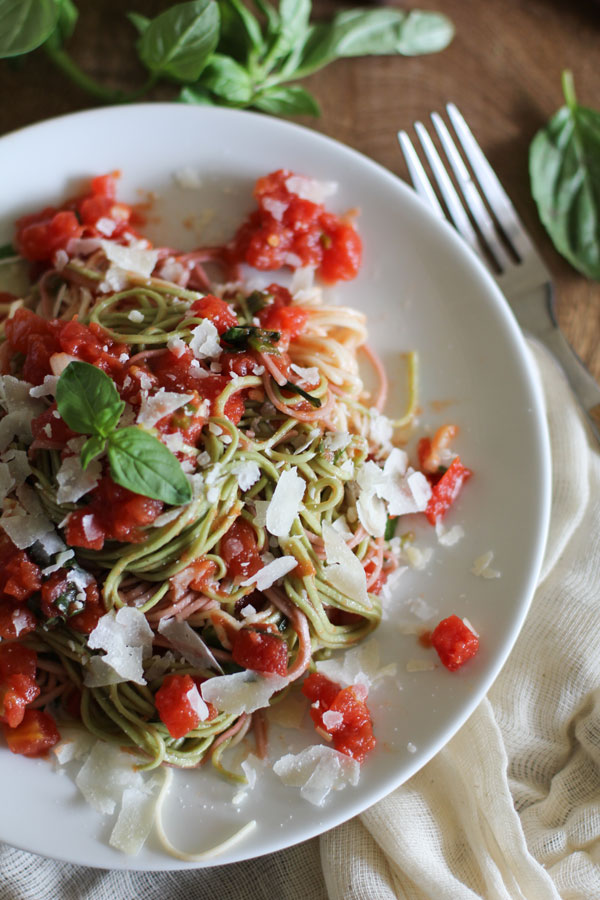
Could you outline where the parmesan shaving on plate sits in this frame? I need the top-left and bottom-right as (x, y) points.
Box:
(200, 670), (288, 716)
(55, 443), (101, 504)
(85, 607), (153, 686)
(137, 389), (195, 428)
(273, 745), (359, 806)
(100, 240), (159, 278)
(75, 741), (144, 815)
(241, 555), (298, 591)
(266, 467), (305, 537)
(189, 320), (221, 359)
(316, 639), (396, 692)
(284, 175), (337, 204)
(109, 776), (163, 855)
(471, 550), (501, 579)
(322, 521), (369, 606)
(157, 617), (223, 673)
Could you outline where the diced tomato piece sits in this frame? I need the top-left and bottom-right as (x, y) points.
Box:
(0, 604), (37, 640)
(220, 518), (262, 579)
(154, 673), (202, 739)
(64, 510), (105, 551)
(3, 708), (60, 756)
(302, 672), (376, 762)
(189, 295), (238, 335)
(259, 304), (309, 341)
(68, 583), (104, 635)
(228, 170), (362, 284)
(232, 628), (288, 676)
(16, 208), (82, 262)
(302, 672), (341, 709)
(1, 552), (42, 603)
(220, 352), (259, 378)
(0, 673), (40, 727)
(425, 456), (472, 525)
(0, 643), (37, 680)
(431, 614), (479, 671)
(65, 477), (163, 550)
(31, 404), (77, 448)
(40, 568), (101, 630)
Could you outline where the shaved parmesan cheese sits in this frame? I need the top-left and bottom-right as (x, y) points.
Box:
(316, 639), (396, 692)
(368, 410), (394, 448)
(189, 321), (221, 359)
(252, 499), (270, 528)
(137, 389), (194, 428)
(231, 460), (261, 492)
(0, 501), (60, 552)
(109, 776), (162, 855)
(284, 176), (337, 204)
(262, 197), (287, 221)
(95, 217), (116, 236)
(52, 727), (95, 765)
(322, 710), (344, 729)
(49, 353), (77, 376)
(435, 522), (465, 547)
(29, 375), (59, 398)
(273, 745), (359, 806)
(290, 363), (319, 386)
(323, 431), (351, 452)
(2, 449), (31, 485)
(471, 551), (501, 579)
(266, 467), (305, 537)
(128, 309), (144, 323)
(0, 463), (14, 501)
(41, 548), (75, 576)
(0, 375), (42, 414)
(66, 237), (102, 256)
(101, 240), (159, 278)
(167, 335), (187, 357)
(56, 453), (101, 504)
(174, 166), (202, 189)
(75, 741), (144, 815)
(144, 651), (178, 683)
(322, 522), (369, 606)
(157, 617), (223, 674)
(241, 555), (297, 591)
(85, 607), (153, 686)
(404, 544), (433, 571)
(200, 670), (288, 716)
(187, 683), (210, 721)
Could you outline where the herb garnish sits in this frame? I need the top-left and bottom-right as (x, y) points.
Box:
(0, 0), (454, 117)
(221, 325), (280, 352)
(283, 380), (321, 408)
(56, 361), (192, 505)
(530, 71), (600, 281)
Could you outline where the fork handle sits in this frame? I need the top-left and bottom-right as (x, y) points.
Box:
(538, 322), (600, 446)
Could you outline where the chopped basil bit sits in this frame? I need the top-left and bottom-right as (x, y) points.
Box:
(221, 325), (280, 353)
(283, 381), (321, 408)
(384, 516), (398, 541)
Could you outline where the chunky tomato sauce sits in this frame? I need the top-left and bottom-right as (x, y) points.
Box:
(228, 170), (362, 283)
(302, 672), (376, 763)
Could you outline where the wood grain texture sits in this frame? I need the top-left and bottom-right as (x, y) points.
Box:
(0, 0), (599, 377)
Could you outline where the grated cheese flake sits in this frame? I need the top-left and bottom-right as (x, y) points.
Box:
(273, 744), (359, 806)
(266, 467), (305, 537)
(322, 522), (369, 606)
(201, 670), (288, 716)
(241, 555), (298, 591)
(189, 320), (221, 360)
(157, 617), (223, 673)
(56, 451), (101, 504)
(137, 389), (194, 428)
(75, 740), (144, 815)
(231, 460), (261, 492)
(101, 240), (159, 278)
(85, 607), (153, 686)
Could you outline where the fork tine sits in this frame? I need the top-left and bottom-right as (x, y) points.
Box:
(411, 121), (484, 262)
(446, 103), (535, 261)
(430, 112), (512, 271)
(397, 130), (446, 221)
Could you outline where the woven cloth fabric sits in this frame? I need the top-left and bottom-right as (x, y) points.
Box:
(1, 341), (599, 900)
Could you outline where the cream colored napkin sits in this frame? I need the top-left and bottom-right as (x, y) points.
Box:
(1, 341), (598, 900)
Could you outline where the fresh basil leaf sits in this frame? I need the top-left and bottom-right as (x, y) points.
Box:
(54, 0), (78, 43)
(0, 243), (15, 259)
(137, 0), (220, 82)
(218, 0), (264, 62)
(295, 9), (453, 77)
(276, 0), (311, 56)
(56, 361), (125, 439)
(530, 72), (600, 281)
(253, 0), (280, 38)
(80, 435), (106, 470)
(0, 0), (59, 58)
(222, 325), (280, 351)
(107, 427), (192, 505)
(127, 11), (151, 36)
(283, 380), (321, 407)
(253, 84), (320, 117)
(179, 85), (216, 104)
(200, 53), (254, 103)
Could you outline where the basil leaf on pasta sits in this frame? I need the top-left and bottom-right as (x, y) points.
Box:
(56, 361), (125, 438)
(107, 427), (192, 505)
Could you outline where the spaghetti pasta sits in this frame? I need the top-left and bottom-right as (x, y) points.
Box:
(0, 169), (469, 827)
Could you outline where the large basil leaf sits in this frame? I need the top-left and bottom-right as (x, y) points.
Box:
(218, 0), (264, 62)
(0, 0), (59, 57)
(56, 361), (125, 439)
(253, 84), (320, 117)
(295, 8), (454, 77)
(200, 53), (254, 103)
(276, 0), (311, 56)
(137, 0), (220, 82)
(107, 427), (192, 505)
(530, 73), (600, 281)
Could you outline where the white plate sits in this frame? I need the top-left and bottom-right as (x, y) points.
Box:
(0, 104), (550, 870)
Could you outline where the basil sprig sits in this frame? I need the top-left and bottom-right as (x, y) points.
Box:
(530, 71), (600, 281)
(0, 0), (453, 117)
(56, 361), (192, 506)
(221, 325), (280, 352)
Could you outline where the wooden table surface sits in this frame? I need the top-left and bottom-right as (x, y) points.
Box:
(1, 0), (599, 379)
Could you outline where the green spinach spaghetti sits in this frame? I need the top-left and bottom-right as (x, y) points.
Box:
(0, 168), (474, 855)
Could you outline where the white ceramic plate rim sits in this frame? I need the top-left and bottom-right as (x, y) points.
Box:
(0, 104), (551, 870)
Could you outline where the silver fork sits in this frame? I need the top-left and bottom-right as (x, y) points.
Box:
(398, 103), (600, 447)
